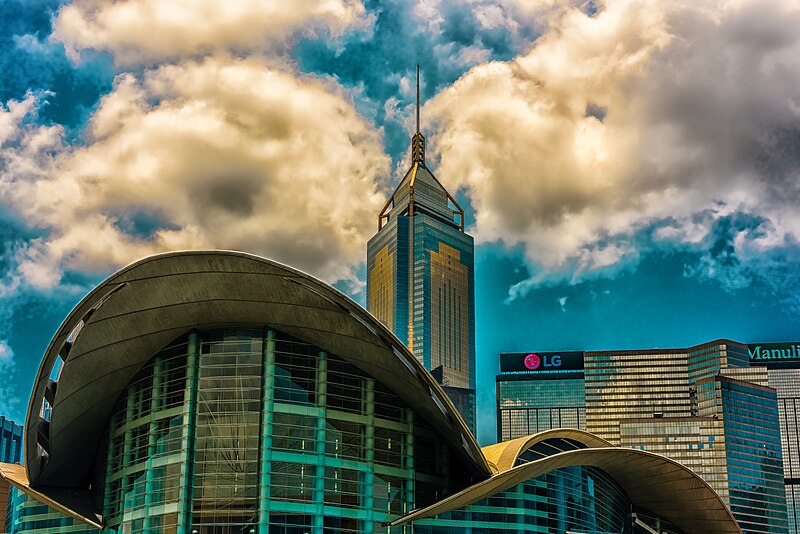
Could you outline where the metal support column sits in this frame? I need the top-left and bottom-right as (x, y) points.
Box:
(102, 410), (117, 522)
(364, 379), (375, 530)
(121, 386), (135, 512)
(405, 409), (415, 513)
(313, 351), (328, 533)
(143, 356), (162, 531)
(258, 330), (276, 531)
(178, 332), (199, 534)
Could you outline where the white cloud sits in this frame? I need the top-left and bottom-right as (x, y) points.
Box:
(0, 340), (12, 362)
(54, 0), (369, 64)
(0, 340), (19, 417)
(427, 0), (800, 293)
(1, 57), (389, 287)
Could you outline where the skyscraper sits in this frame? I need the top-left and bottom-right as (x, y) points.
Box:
(496, 340), (789, 533)
(748, 341), (800, 533)
(366, 68), (476, 432)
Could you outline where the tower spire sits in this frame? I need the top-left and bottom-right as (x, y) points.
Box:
(416, 64), (420, 134)
(411, 64), (425, 165)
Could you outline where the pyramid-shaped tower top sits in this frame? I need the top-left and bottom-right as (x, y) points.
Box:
(377, 66), (465, 232)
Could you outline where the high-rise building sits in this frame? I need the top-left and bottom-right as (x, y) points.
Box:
(0, 251), (740, 534)
(366, 69), (475, 432)
(496, 351), (586, 441)
(1, 417), (23, 533)
(497, 341), (789, 534)
(748, 341), (800, 533)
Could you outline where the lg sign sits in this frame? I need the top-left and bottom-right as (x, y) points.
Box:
(500, 351), (583, 374)
(524, 353), (561, 370)
(523, 353), (540, 369)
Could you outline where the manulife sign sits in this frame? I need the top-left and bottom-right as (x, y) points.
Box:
(748, 342), (800, 366)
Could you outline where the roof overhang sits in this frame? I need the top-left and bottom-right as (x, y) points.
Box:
(391, 446), (741, 534)
(481, 427), (612, 472)
(0, 463), (101, 529)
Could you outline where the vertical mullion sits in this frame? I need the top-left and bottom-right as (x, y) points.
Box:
(258, 329), (276, 531)
(143, 356), (162, 531)
(102, 413), (117, 523)
(121, 387), (135, 513)
(405, 409), (415, 517)
(314, 351), (328, 533)
(177, 332), (199, 534)
(364, 379), (375, 530)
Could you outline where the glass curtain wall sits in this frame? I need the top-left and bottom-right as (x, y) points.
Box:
(412, 465), (633, 534)
(101, 327), (454, 534)
(5, 488), (98, 534)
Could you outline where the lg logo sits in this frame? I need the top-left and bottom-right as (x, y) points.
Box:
(524, 353), (541, 370)
(524, 353), (561, 370)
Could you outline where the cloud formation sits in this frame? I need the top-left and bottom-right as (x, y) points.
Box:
(1, 58), (389, 287)
(426, 0), (800, 296)
(54, 0), (369, 64)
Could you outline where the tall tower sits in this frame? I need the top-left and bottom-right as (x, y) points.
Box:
(367, 67), (476, 433)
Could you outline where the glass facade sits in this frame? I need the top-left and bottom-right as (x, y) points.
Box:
(749, 342), (800, 534)
(367, 145), (476, 433)
(716, 376), (787, 533)
(413, 465), (634, 534)
(585, 349), (692, 442)
(6, 488), (97, 534)
(497, 340), (791, 532)
(496, 379), (586, 441)
(770, 368), (800, 533)
(410, 437), (682, 534)
(98, 327), (460, 534)
(2, 417), (24, 534)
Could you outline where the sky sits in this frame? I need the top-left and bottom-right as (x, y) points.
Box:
(0, 0), (799, 445)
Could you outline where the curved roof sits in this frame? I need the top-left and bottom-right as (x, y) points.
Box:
(25, 251), (491, 489)
(482, 428), (611, 472)
(392, 441), (741, 534)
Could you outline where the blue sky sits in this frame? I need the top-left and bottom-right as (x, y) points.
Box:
(0, 0), (798, 445)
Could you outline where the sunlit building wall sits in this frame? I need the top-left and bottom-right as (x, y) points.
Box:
(367, 129), (476, 433)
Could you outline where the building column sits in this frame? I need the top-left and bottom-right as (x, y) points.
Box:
(405, 409), (415, 513)
(178, 331), (199, 534)
(364, 379), (375, 531)
(258, 329), (276, 531)
(313, 351), (328, 533)
(121, 386), (136, 513)
(143, 356), (162, 531)
(102, 411), (117, 521)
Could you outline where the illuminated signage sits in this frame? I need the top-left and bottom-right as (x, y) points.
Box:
(499, 351), (584, 379)
(748, 342), (800, 366)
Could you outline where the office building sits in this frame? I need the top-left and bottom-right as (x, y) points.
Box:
(496, 351), (586, 441)
(0, 251), (737, 533)
(1, 417), (23, 533)
(366, 72), (475, 432)
(497, 341), (788, 533)
(748, 341), (800, 533)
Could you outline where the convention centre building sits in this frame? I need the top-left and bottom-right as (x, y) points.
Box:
(1, 251), (740, 533)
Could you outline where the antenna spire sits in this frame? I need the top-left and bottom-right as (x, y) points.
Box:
(416, 64), (420, 134)
(411, 64), (425, 165)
